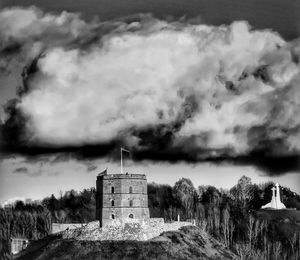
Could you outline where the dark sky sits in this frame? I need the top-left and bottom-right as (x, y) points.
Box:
(1, 0), (300, 203)
(2, 0), (300, 40)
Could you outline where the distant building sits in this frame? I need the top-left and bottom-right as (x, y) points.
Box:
(262, 183), (286, 209)
(10, 237), (29, 255)
(96, 169), (150, 227)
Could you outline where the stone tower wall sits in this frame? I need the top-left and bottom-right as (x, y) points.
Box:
(96, 173), (150, 227)
(102, 194), (148, 207)
(96, 174), (104, 225)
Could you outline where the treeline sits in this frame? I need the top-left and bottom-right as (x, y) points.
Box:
(1, 176), (300, 259)
(0, 188), (96, 259)
(149, 176), (300, 260)
(0, 204), (51, 260)
(43, 188), (96, 223)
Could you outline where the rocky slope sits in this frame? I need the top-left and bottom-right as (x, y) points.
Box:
(16, 226), (237, 260)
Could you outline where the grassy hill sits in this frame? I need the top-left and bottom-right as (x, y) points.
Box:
(15, 226), (237, 260)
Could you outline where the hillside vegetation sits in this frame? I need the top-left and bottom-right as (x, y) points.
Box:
(16, 226), (237, 260)
(1, 176), (300, 259)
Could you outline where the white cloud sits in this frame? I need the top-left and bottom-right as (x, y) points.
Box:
(0, 7), (299, 158)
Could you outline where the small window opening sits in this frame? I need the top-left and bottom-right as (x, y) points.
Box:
(112, 214), (115, 219)
(129, 200), (133, 207)
(111, 186), (114, 194)
(129, 186), (133, 193)
(129, 214), (134, 219)
(111, 200), (114, 206)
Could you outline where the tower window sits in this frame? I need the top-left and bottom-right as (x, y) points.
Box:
(112, 214), (115, 219)
(129, 186), (133, 193)
(129, 214), (134, 219)
(111, 200), (114, 207)
(111, 186), (114, 194)
(129, 200), (133, 207)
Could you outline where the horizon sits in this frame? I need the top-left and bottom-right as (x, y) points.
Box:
(1, 159), (299, 205)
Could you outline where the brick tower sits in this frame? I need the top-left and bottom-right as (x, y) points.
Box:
(96, 169), (150, 227)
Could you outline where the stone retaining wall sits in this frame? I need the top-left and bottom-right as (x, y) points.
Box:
(51, 223), (85, 234)
(62, 219), (193, 241)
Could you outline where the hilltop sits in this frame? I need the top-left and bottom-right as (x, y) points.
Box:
(15, 225), (237, 260)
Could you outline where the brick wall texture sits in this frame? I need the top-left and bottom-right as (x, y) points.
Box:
(96, 173), (150, 227)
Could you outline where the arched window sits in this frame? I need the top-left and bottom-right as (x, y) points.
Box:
(129, 200), (133, 207)
(129, 186), (133, 193)
(111, 186), (114, 194)
(111, 200), (114, 207)
(112, 214), (115, 219)
(129, 214), (134, 219)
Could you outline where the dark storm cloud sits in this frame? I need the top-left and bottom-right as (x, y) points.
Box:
(13, 167), (28, 174)
(2, 0), (300, 40)
(2, 136), (299, 176)
(0, 7), (300, 176)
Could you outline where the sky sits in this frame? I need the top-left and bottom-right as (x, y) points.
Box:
(1, 157), (299, 203)
(0, 0), (300, 204)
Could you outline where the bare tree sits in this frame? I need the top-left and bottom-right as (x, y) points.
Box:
(232, 176), (253, 208)
(221, 207), (230, 247)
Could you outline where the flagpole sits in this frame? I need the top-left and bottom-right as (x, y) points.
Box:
(121, 148), (123, 174)
(120, 147), (130, 174)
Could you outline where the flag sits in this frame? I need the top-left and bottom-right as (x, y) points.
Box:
(121, 147), (130, 153)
